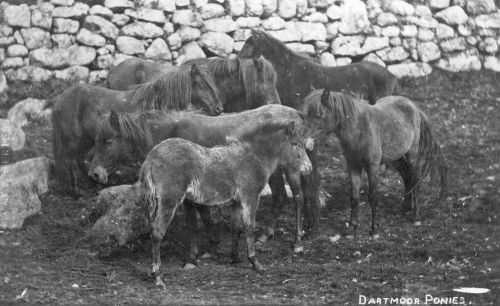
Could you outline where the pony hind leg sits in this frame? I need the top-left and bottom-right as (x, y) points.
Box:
(256, 169), (287, 248)
(183, 199), (199, 266)
(241, 196), (265, 271)
(285, 170), (305, 253)
(347, 166), (362, 239)
(366, 165), (380, 238)
(229, 201), (243, 264)
(195, 203), (220, 256)
(149, 195), (181, 288)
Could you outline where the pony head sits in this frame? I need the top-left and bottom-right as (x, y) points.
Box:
(304, 89), (358, 135)
(88, 110), (152, 185)
(189, 64), (224, 115)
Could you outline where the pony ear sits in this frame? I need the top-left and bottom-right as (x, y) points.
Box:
(190, 63), (201, 78)
(253, 58), (263, 72)
(297, 111), (306, 120)
(310, 84), (316, 92)
(321, 89), (331, 106)
(109, 110), (121, 134)
(251, 29), (261, 37)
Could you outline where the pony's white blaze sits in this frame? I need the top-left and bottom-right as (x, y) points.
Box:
(93, 166), (108, 184)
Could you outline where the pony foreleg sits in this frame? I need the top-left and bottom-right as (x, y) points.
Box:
(285, 171), (304, 253)
(303, 147), (320, 237)
(183, 199), (199, 266)
(69, 160), (83, 198)
(229, 202), (243, 264)
(242, 198), (264, 271)
(367, 166), (380, 238)
(195, 204), (220, 255)
(347, 167), (362, 239)
(256, 170), (287, 247)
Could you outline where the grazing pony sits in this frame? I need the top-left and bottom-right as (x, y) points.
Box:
(48, 63), (222, 197)
(304, 90), (447, 237)
(107, 57), (172, 90)
(88, 105), (314, 258)
(138, 120), (312, 288)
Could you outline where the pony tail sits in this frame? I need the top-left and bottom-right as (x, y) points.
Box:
(139, 161), (161, 223)
(321, 89), (331, 105)
(415, 111), (447, 198)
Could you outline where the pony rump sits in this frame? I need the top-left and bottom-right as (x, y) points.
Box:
(128, 65), (192, 111)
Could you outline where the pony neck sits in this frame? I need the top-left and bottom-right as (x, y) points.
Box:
(144, 113), (188, 154)
(240, 131), (286, 173)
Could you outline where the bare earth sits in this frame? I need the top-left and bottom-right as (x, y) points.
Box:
(0, 70), (499, 305)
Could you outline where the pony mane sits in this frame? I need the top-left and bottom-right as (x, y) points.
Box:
(128, 64), (193, 111)
(305, 90), (359, 130)
(97, 112), (155, 153)
(190, 57), (277, 105)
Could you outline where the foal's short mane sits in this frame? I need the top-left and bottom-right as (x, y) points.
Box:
(127, 64), (194, 111)
(305, 90), (359, 130)
(231, 120), (292, 144)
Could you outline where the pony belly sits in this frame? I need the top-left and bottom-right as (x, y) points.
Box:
(184, 178), (235, 206)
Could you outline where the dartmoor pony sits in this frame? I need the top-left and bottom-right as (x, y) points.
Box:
(107, 57), (281, 112)
(49, 63), (222, 197)
(107, 57), (172, 90)
(138, 120), (312, 288)
(88, 105), (314, 258)
(239, 29), (399, 239)
(304, 90), (447, 238)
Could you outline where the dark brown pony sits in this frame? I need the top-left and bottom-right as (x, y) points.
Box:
(107, 57), (172, 90)
(304, 90), (447, 237)
(88, 105), (314, 258)
(137, 120), (312, 288)
(238, 29), (399, 239)
(49, 63), (222, 197)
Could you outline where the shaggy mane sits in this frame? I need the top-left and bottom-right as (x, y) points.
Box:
(304, 89), (359, 130)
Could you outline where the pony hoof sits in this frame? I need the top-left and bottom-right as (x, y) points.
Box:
(414, 221), (422, 226)
(200, 252), (213, 259)
(155, 278), (166, 289)
(182, 263), (197, 270)
(293, 245), (304, 254)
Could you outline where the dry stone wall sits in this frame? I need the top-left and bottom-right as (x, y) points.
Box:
(0, 0), (499, 88)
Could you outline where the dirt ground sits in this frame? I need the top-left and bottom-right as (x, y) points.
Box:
(0, 69), (499, 305)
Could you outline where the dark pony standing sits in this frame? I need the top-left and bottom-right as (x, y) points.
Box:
(49, 63), (222, 197)
(88, 105), (314, 258)
(137, 120), (312, 288)
(238, 29), (400, 239)
(304, 90), (447, 237)
(107, 57), (172, 90)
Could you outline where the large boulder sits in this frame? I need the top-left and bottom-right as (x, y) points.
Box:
(338, 0), (370, 35)
(120, 22), (164, 39)
(21, 28), (52, 50)
(440, 37), (468, 52)
(30, 45), (96, 68)
(0, 119), (26, 151)
(171, 10), (203, 27)
(4, 66), (53, 83)
(4, 5), (31, 28)
(177, 26), (201, 42)
(53, 18), (80, 34)
(203, 17), (238, 33)
(89, 5), (114, 19)
(199, 32), (234, 56)
(104, 0), (134, 12)
(376, 46), (409, 62)
(31, 3), (54, 30)
(144, 38), (172, 61)
(84, 15), (120, 40)
(200, 3), (225, 19)
(0, 157), (49, 229)
(331, 36), (389, 56)
(436, 49), (482, 71)
(465, 0), (496, 15)
(295, 22), (327, 42)
(8, 98), (51, 127)
(278, 0), (297, 19)
(54, 66), (89, 82)
(474, 12), (500, 28)
(86, 184), (146, 250)
(176, 41), (206, 65)
(76, 28), (106, 47)
(7, 45), (28, 57)
(483, 56), (500, 72)
(116, 36), (146, 55)
(417, 41), (441, 62)
(435, 6), (469, 25)
(228, 0), (246, 16)
(52, 2), (89, 18)
(267, 22), (302, 42)
(136, 8), (167, 24)
(387, 62), (433, 78)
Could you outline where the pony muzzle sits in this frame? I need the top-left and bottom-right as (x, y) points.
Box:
(300, 158), (313, 176)
(305, 137), (315, 151)
(89, 166), (109, 184)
